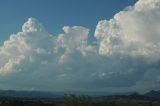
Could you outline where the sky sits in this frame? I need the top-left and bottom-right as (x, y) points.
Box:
(0, 0), (136, 44)
(1, 0), (160, 93)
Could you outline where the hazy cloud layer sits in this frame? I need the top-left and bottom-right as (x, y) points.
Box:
(0, 0), (160, 93)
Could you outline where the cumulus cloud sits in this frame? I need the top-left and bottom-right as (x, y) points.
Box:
(95, 0), (160, 59)
(0, 0), (160, 93)
(95, 0), (160, 92)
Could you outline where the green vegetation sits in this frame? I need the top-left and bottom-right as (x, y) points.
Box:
(0, 95), (160, 106)
(57, 95), (94, 106)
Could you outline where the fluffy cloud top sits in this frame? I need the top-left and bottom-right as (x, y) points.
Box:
(0, 0), (160, 93)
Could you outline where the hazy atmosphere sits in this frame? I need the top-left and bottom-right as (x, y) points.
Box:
(0, 0), (160, 94)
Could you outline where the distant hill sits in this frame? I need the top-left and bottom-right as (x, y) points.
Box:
(0, 90), (114, 98)
(144, 90), (160, 98)
(0, 90), (63, 98)
(0, 89), (160, 99)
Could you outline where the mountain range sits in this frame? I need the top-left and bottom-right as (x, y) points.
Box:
(0, 90), (160, 99)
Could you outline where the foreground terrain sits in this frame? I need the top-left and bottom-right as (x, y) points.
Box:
(0, 90), (160, 106)
(0, 95), (160, 106)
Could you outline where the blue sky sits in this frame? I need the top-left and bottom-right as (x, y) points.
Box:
(0, 0), (137, 44)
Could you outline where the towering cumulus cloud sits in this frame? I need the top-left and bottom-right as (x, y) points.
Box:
(0, 0), (160, 92)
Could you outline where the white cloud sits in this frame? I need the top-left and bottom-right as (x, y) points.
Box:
(94, 0), (160, 92)
(95, 0), (160, 59)
(0, 0), (160, 93)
